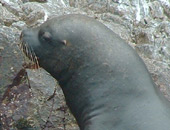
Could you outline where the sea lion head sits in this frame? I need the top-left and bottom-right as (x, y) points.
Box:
(20, 16), (85, 84)
(20, 23), (67, 58)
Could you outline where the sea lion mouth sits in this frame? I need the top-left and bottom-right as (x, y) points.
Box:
(20, 31), (40, 69)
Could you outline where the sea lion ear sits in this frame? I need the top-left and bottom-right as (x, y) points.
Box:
(62, 40), (67, 45)
(62, 40), (71, 46)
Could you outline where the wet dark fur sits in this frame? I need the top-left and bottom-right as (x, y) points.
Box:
(21, 14), (170, 130)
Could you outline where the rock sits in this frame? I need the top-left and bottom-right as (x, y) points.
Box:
(0, 4), (19, 26)
(149, 1), (164, 19)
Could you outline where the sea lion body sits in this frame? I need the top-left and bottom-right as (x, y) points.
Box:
(21, 14), (170, 130)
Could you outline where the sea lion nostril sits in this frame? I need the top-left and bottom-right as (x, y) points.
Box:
(20, 29), (30, 39)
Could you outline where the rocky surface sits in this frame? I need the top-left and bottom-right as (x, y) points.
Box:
(0, 0), (169, 129)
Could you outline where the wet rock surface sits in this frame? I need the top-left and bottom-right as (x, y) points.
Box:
(0, 0), (169, 129)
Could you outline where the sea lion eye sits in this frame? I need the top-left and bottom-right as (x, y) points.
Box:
(41, 32), (52, 42)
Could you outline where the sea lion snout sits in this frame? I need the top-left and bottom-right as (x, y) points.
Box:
(20, 29), (35, 40)
(20, 28), (41, 48)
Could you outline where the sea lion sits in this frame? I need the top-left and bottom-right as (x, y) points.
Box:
(20, 14), (170, 130)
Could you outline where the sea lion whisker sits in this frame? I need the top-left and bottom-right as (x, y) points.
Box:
(22, 41), (27, 55)
(21, 41), (33, 64)
(24, 42), (34, 63)
(26, 43), (34, 62)
(20, 39), (40, 69)
(29, 45), (40, 69)
(27, 45), (41, 77)
(21, 41), (29, 62)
